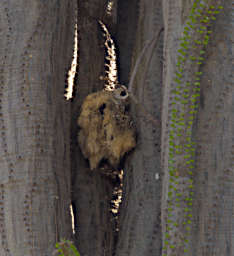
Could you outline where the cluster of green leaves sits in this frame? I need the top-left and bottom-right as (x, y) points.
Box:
(54, 240), (80, 256)
(163, 1), (223, 255)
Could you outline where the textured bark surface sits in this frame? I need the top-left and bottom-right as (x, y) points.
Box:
(161, 0), (233, 255)
(115, 1), (163, 255)
(1, 1), (232, 255)
(73, 1), (233, 255)
(161, 1), (197, 254)
(71, 1), (116, 256)
(0, 1), (76, 255)
(192, 1), (234, 255)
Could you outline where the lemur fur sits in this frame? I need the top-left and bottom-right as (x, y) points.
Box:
(77, 24), (162, 170)
(78, 85), (136, 170)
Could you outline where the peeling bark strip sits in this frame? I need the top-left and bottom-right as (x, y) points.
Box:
(0, 1), (76, 255)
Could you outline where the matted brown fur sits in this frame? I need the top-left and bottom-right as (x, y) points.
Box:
(78, 89), (136, 170)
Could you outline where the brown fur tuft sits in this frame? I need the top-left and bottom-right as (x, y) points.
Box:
(78, 89), (136, 170)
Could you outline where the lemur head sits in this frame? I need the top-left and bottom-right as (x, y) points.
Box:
(113, 85), (129, 100)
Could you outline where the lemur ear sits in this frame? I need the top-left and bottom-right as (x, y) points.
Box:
(113, 85), (129, 100)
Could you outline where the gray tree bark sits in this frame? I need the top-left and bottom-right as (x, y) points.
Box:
(71, 1), (116, 256)
(191, 1), (233, 255)
(2, 0), (231, 256)
(0, 1), (76, 255)
(113, 0), (233, 256)
(161, 0), (233, 255)
(114, 0), (163, 255)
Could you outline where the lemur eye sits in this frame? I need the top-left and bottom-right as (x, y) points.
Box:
(120, 90), (127, 97)
(113, 85), (129, 100)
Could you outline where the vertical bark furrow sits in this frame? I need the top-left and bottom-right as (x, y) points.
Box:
(116, 0), (140, 85)
(72, 3), (116, 255)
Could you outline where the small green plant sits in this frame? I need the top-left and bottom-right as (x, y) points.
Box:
(53, 240), (80, 256)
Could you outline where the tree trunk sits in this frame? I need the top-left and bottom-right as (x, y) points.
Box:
(191, 0), (233, 255)
(115, 0), (163, 255)
(115, 0), (139, 85)
(71, 1), (116, 255)
(0, 1), (76, 255)
(161, 0), (233, 255)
